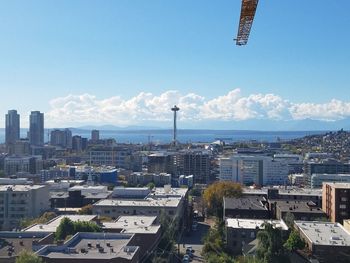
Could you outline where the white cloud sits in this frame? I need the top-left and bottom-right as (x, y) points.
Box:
(45, 89), (350, 127)
(290, 99), (350, 121)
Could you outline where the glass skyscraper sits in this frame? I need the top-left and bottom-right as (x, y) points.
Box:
(29, 111), (44, 146)
(5, 110), (20, 145)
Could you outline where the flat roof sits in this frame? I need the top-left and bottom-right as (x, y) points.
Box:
(0, 232), (52, 258)
(273, 200), (325, 214)
(24, 215), (97, 232)
(242, 187), (322, 197)
(295, 221), (350, 246)
(46, 180), (84, 184)
(69, 185), (108, 191)
(224, 197), (267, 211)
(152, 187), (188, 197)
(94, 197), (181, 208)
(38, 233), (137, 260)
(226, 218), (288, 230)
(0, 185), (46, 192)
(102, 216), (160, 234)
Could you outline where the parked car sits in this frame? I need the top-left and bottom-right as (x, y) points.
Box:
(182, 254), (190, 263)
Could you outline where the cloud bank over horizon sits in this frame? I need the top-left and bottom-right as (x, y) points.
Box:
(45, 89), (350, 127)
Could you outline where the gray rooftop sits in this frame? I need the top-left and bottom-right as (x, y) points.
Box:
(102, 216), (160, 234)
(224, 197), (267, 211)
(0, 185), (46, 192)
(37, 232), (138, 260)
(295, 221), (350, 246)
(24, 215), (97, 232)
(226, 218), (288, 230)
(94, 197), (181, 208)
(273, 200), (325, 214)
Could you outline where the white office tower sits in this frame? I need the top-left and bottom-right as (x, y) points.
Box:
(219, 155), (289, 186)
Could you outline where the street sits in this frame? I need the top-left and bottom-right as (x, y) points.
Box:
(178, 221), (210, 263)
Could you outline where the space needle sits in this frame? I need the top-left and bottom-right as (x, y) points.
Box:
(171, 105), (180, 146)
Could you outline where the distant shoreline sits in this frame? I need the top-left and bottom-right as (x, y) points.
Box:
(0, 129), (329, 144)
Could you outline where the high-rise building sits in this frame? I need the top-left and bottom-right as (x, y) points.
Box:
(50, 129), (72, 148)
(29, 111), (44, 146)
(5, 110), (20, 145)
(91, 130), (100, 142)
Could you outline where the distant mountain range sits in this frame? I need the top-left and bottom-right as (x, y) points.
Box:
(1, 118), (349, 131)
(73, 118), (350, 131)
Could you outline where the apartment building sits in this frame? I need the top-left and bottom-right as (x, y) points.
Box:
(0, 185), (50, 230)
(322, 182), (350, 223)
(219, 155), (289, 186)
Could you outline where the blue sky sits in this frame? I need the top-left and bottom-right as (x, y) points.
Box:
(0, 0), (350, 128)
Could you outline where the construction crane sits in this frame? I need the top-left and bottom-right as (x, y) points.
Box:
(234, 0), (259, 46)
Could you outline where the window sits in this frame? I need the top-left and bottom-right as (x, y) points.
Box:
(241, 232), (246, 238)
(341, 197), (348, 202)
(250, 232), (255, 238)
(340, 204), (347, 209)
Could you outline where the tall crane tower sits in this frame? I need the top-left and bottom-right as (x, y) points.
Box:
(235, 0), (259, 46)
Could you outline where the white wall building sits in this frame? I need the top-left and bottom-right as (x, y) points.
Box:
(219, 155), (289, 186)
(0, 185), (50, 230)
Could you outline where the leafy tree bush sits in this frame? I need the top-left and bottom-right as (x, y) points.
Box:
(15, 250), (43, 263)
(203, 181), (242, 218)
(147, 182), (155, 190)
(78, 204), (93, 215)
(283, 212), (295, 229)
(284, 230), (305, 252)
(20, 212), (57, 229)
(256, 223), (288, 263)
(55, 217), (101, 240)
(234, 256), (263, 263)
(202, 220), (235, 262)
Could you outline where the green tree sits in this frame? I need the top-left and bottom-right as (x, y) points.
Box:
(256, 223), (288, 263)
(157, 211), (177, 254)
(15, 250), (43, 263)
(202, 220), (235, 262)
(283, 212), (295, 229)
(234, 256), (263, 263)
(202, 220), (225, 255)
(206, 253), (235, 263)
(78, 204), (93, 215)
(147, 182), (155, 190)
(203, 181), (242, 218)
(55, 217), (75, 240)
(20, 212), (57, 229)
(284, 230), (305, 252)
(55, 217), (102, 240)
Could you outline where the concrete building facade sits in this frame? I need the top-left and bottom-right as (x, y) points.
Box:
(322, 182), (350, 223)
(0, 185), (50, 230)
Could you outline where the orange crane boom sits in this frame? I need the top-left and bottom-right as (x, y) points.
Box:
(235, 0), (259, 46)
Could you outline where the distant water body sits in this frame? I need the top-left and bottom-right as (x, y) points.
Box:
(0, 129), (326, 144)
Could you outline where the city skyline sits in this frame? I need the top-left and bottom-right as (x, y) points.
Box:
(0, 1), (350, 128)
